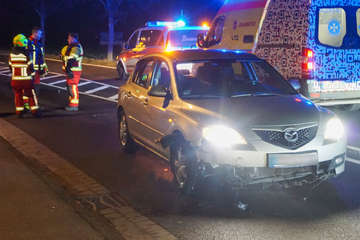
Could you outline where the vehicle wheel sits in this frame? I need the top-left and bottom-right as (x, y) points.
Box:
(339, 104), (360, 111)
(118, 110), (136, 153)
(170, 139), (202, 195)
(117, 63), (126, 80)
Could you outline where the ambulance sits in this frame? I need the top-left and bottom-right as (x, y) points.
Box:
(116, 21), (209, 80)
(197, 0), (360, 110)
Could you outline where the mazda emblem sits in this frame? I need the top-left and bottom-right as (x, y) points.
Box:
(284, 128), (298, 142)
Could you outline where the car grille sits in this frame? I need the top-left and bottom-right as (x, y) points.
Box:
(253, 126), (318, 150)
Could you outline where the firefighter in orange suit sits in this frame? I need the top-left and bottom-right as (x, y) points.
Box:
(59, 32), (83, 111)
(9, 34), (41, 119)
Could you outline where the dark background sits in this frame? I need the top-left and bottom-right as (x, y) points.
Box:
(0, 0), (223, 59)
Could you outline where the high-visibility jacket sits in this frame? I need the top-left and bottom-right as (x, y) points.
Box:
(61, 42), (83, 72)
(28, 36), (47, 72)
(9, 47), (34, 81)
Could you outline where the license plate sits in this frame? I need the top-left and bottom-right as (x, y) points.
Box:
(267, 151), (318, 168)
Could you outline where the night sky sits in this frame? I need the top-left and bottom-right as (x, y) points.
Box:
(0, 0), (223, 58)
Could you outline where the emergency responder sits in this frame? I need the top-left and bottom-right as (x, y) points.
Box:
(9, 34), (41, 119)
(59, 32), (83, 111)
(28, 26), (48, 97)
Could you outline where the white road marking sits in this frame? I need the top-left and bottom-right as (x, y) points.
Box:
(42, 74), (63, 80)
(84, 85), (109, 94)
(109, 94), (119, 100)
(48, 79), (67, 85)
(78, 81), (91, 86)
(347, 157), (360, 165)
(347, 145), (360, 152)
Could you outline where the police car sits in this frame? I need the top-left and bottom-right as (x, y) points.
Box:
(116, 21), (209, 79)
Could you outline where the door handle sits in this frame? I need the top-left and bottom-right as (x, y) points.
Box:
(141, 98), (149, 105)
(125, 91), (132, 98)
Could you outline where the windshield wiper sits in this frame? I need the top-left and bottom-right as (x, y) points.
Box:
(252, 92), (287, 96)
(231, 93), (252, 98)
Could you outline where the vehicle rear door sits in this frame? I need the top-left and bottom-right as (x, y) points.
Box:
(123, 58), (156, 145)
(314, 7), (360, 93)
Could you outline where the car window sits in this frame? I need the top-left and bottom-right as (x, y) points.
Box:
(167, 29), (208, 48)
(207, 16), (225, 47)
(132, 59), (154, 88)
(318, 8), (346, 47)
(151, 61), (171, 89)
(157, 35), (164, 46)
(175, 59), (297, 98)
(128, 31), (139, 49)
(139, 30), (162, 47)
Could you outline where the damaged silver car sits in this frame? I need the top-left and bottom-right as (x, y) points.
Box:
(117, 49), (346, 195)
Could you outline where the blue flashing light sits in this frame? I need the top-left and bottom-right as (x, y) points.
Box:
(177, 20), (186, 27)
(146, 21), (186, 28)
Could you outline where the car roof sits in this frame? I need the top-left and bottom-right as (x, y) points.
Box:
(135, 25), (208, 32)
(144, 49), (261, 62)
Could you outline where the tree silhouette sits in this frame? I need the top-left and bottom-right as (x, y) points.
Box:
(26, 0), (67, 48)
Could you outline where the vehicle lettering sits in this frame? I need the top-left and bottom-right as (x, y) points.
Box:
(238, 21), (256, 27)
(233, 21), (237, 30)
(231, 35), (239, 41)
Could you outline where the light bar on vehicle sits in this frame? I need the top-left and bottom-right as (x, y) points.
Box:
(145, 20), (186, 28)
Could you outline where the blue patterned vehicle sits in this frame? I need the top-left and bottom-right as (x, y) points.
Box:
(197, 0), (360, 110)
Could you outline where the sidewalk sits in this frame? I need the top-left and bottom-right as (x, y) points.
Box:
(0, 137), (110, 240)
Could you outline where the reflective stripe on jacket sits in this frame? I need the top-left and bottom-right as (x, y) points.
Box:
(9, 49), (34, 81)
(28, 37), (47, 71)
(61, 43), (83, 72)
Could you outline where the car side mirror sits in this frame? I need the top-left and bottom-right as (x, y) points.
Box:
(288, 79), (301, 91)
(148, 85), (168, 97)
(197, 33), (206, 48)
(122, 42), (128, 49)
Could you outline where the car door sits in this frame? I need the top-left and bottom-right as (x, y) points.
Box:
(139, 59), (175, 158)
(123, 58), (156, 145)
(123, 30), (140, 74)
(126, 29), (163, 72)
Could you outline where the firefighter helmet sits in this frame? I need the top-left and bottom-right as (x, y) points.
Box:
(13, 34), (28, 47)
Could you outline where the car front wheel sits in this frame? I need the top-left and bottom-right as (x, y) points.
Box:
(170, 140), (202, 195)
(117, 63), (127, 80)
(118, 110), (136, 153)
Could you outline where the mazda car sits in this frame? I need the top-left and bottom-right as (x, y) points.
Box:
(116, 49), (346, 195)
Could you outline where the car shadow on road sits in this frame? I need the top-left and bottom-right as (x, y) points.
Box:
(181, 176), (353, 221)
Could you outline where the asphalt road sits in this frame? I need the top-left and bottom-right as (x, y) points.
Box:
(1, 54), (360, 239)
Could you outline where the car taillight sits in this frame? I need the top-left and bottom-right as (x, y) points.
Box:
(301, 48), (314, 79)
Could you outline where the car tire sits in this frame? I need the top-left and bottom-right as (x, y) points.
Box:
(339, 104), (360, 111)
(170, 139), (202, 195)
(117, 63), (127, 80)
(118, 109), (137, 153)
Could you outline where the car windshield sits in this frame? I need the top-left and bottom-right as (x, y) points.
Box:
(167, 29), (208, 48)
(175, 59), (298, 99)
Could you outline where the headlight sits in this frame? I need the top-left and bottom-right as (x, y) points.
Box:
(202, 126), (246, 147)
(324, 116), (344, 140)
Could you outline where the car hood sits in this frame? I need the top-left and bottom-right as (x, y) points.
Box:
(181, 94), (330, 137)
